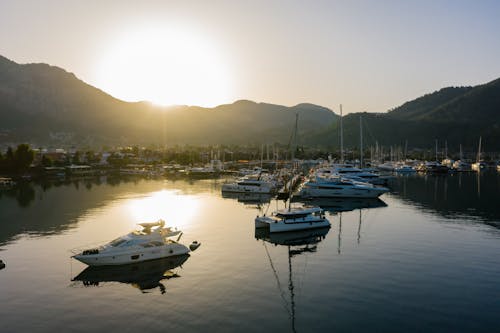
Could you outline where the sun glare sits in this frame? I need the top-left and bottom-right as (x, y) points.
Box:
(94, 24), (232, 107)
(127, 190), (200, 227)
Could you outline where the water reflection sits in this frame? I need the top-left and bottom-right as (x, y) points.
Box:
(255, 226), (330, 247)
(255, 227), (330, 333)
(0, 182), (36, 207)
(222, 191), (272, 206)
(294, 197), (387, 213)
(0, 177), (182, 247)
(391, 172), (500, 228)
(72, 254), (190, 294)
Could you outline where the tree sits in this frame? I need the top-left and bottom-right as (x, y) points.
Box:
(14, 144), (34, 172)
(41, 155), (53, 167)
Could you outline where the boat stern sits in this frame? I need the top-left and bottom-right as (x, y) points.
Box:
(255, 216), (272, 229)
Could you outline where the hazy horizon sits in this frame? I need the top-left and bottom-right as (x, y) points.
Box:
(1, 0), (500, 113)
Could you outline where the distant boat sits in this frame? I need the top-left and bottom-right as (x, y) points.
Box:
(452, 144), (471, 171)
(417, 161), (449, 174)
(453, 160), (471, 172)
(394, 165), (416, 173)
(377, 161), (396, 172)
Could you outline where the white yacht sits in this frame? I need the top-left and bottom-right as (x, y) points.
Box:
(72, 220), (192, 266)
(317, 164), (388, 185)
(255, 205), (330, 233)
(394, 165), (416, 173)
(377, 162), (396, 171)
(221, 174), (276, 194)
(297, 176), (389, 199)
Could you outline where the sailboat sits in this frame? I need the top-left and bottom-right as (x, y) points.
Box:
(471, 137), (486, 171)
(452, 144), (471, 171)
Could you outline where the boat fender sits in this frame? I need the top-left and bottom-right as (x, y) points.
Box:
(189, 241), (201, 251)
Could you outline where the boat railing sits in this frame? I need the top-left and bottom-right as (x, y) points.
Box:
(69, 240), (108, 255)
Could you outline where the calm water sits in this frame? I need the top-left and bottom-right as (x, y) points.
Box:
(1, 173), (499, 332)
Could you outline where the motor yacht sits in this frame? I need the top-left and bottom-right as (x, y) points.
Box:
(297, 176), (389, 199)
(255, 205), (330, 233)
(317, 164), (388, 185)
(72, 220), (192, 266)
(72, 254), (189, 294)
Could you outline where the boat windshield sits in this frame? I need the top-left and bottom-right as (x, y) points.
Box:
(110, 238), (127, 247)
(275, 212), (309, 219)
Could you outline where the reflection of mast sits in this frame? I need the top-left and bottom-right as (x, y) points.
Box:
(259, 228), (330, 333)
(357, 209), (362, 245)
(337, 212), (342, 254)
(288, 245), (297, 333)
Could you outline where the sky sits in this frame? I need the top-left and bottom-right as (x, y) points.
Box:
(1, 0), (500, 113)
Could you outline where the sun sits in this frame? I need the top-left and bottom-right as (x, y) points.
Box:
(94, 24), (232, 107)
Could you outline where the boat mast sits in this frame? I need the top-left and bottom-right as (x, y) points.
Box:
(261, 144), (264, 169)
(340, 104), (344, 163)
(435, 139), (438, 162)
(477, 136), (482, 163)
(359, 115), (363, 169)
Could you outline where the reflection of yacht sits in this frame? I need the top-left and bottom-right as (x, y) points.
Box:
(72, 220), (191, 266)
(255, 226), (330, 246)
(72, 254), (189, 294)
(255, 205), (330, 232)
(221, 175), (276, 194)
(221, 191), (272, 204)
(297, 176), (388, 198)
(294, 197), (387, 213)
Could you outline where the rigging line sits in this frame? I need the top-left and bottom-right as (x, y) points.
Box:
(263, 241), (292, 317)
(288, 246), (297, 333)
(361, 117), (377, 144)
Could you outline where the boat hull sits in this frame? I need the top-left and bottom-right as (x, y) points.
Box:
(73, 243), (190, 266)
(255, 217), (331, 233)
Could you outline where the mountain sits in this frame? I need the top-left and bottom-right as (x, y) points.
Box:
(304, 79), (500, 151)
(0, 55), (336, 147)
(1, 54), (500, 151)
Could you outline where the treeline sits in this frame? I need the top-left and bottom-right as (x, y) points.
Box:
(0, 144), (34, 174)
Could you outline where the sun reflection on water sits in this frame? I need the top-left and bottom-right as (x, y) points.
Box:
(126, 190), (200, 228)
